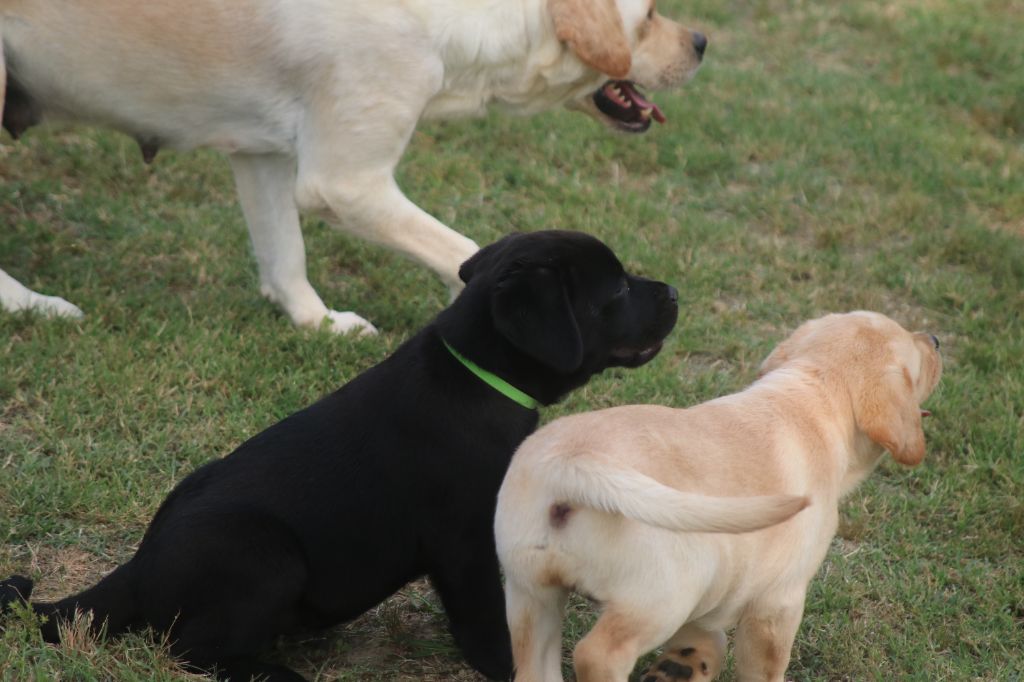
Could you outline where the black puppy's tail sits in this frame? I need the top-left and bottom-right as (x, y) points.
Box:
(1, 562), (139, 642)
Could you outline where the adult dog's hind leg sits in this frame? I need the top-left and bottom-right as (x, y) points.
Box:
(0, 37), (81, 322)
(229, 152), (377, 335)
(0, 268), (84, 319)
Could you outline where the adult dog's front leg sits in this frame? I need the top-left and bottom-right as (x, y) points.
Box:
(292, 50), (478, 309)
(303, 173), (479, 297)
(229, 153), (377, 335)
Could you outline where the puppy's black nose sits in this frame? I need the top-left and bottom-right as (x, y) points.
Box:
(692, 32), (708, 59)
(667, 285), (678, 303)
(930, 334), (940, 350)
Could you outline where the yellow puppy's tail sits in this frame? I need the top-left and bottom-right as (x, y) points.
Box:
(543, 457), (809, 533)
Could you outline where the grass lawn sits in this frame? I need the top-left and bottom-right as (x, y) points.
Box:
(1, 0), (1022, 679)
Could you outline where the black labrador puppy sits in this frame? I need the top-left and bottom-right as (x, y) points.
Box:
(0, 230), (678, 681)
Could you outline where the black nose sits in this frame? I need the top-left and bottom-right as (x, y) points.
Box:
(666, 285), (678, 303)
(692, 31), (707, 59)
(930, 334), (940, 350)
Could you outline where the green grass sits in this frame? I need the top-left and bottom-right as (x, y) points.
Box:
(2, 0), (1023, 679)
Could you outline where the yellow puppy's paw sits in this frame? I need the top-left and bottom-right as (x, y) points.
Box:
(641, 646), (713, 681)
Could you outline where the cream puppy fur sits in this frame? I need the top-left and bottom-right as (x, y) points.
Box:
(0, 0), (704, 333)
(496, 311), (943, 682)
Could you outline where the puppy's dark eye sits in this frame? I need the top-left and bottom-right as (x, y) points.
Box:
(647, 7), (655, 20)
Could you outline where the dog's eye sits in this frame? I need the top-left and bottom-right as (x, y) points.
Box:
(647, 7), (654, 20)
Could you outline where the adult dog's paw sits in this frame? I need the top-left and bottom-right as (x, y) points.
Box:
(322, 310), (378, 336)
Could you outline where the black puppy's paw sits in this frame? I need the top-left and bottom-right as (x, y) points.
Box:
(0, 575), (34, 609)
(467, 649), (513, 682)
(456, 634), (513, 682)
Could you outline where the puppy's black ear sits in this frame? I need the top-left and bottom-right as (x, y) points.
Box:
(459, 249), (486, 284)
(460, 233), (525, 283)
(492, 266), (583, 373)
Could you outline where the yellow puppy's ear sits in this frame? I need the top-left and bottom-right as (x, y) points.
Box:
(549, 0), (632, 79)
(758, 320), (818, 377)
(855, 369), (926, 466)
(757, 343), (791, 378)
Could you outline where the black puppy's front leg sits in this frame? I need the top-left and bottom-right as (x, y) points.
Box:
(429, 540), (513, 681)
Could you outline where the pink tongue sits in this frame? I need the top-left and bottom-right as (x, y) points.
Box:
(621, 83), (666, 123)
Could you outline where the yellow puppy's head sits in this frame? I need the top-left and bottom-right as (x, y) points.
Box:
(550, 0), (706, 132)
(759, 311), (943, 466)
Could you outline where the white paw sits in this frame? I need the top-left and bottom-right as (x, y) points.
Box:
(25, 294), (85, 319)
(322, 310), (378, 336)
(1, 271), (85, 319)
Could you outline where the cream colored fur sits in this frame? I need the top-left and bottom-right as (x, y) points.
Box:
(0, 0), (702, 333)
(496, 311), (943, 682)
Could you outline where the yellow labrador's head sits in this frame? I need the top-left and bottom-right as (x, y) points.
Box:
(759, 312), (943, 467)
(550, 0), (706, 132)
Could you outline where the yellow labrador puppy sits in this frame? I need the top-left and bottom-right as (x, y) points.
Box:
(0, 0), (705, 333)
(496, 311), (942, 682)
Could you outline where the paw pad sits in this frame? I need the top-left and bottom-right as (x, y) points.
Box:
(641, 645), (711, 681)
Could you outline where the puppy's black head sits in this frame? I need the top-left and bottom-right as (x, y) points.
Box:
(446, 230), (678, 404)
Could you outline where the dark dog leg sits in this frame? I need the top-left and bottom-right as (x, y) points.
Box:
(1, 564), (139, 642)
(178, 649), (308, 682)
(429, 539), (514, 681)
(170, 594), (310, 682)
(2, 74), (42, 139)
(0, 575), (34, 608)
(141, 517), (311, 682)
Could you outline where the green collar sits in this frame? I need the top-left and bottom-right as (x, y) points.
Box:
(442, 339), (539, 410)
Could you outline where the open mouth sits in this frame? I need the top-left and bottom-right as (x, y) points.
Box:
(609, 341), (664, 368)
(592, 80), (666, 133)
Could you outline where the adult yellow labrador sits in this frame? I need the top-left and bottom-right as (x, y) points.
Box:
(0, 0), (705, 333)
(496, 311), (942, 682)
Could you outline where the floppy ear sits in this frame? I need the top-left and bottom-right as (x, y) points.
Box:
(854, 369), (926, 466)
(458, 248), (487, 284)
(758, 321), (817, 377)
(758, 341), (792, 378)
(492, 265), (583, 373)
(460, 234), (524, 283)
(548, 0), (632, 79)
